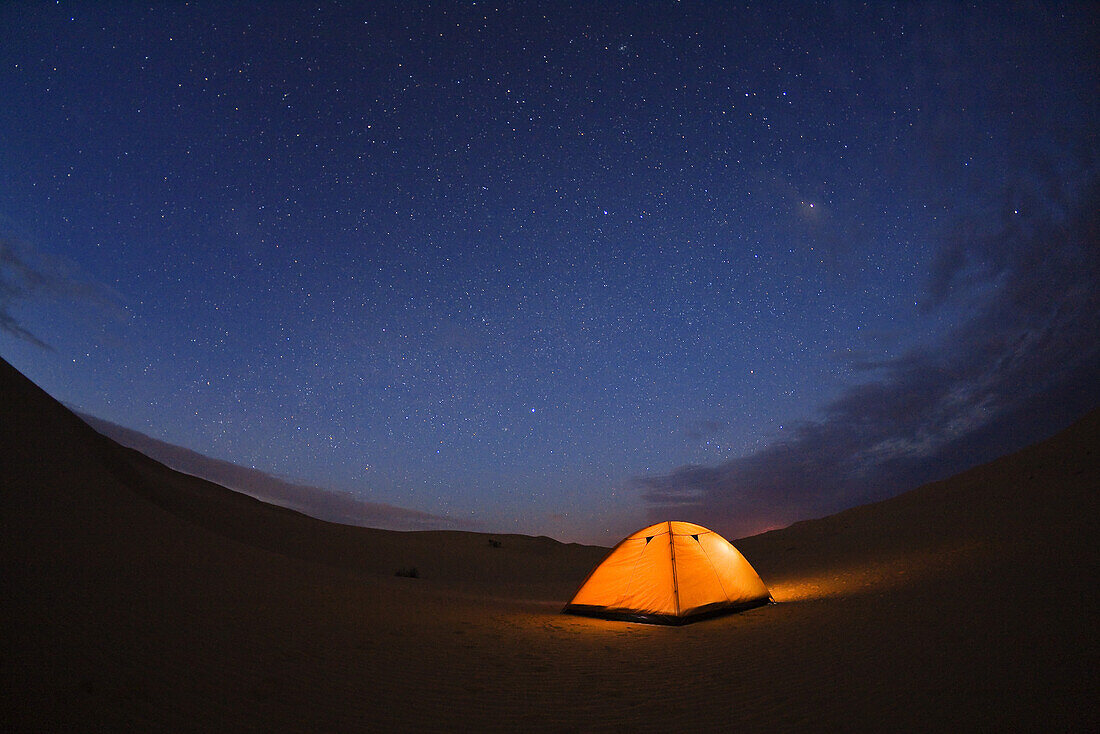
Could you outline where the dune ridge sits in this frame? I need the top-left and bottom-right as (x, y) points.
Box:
(2, 355), (1096, 731)
(75, 411), (469, 532)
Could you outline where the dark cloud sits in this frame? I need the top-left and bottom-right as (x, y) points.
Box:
(1, 239), (54, 349)
(639, 159), (1100, 539)
(0, 237), (115, 349)
(684, 419), (725, 441)
(78, 413), (472, 532)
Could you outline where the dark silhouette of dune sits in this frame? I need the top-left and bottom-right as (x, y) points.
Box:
(2, 354), (1096, 731)
(0, 356), (596, 588)
(77, 412), (466, 532)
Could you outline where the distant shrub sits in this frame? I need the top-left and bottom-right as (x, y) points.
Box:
(488, 539), (502, 548)
(395, 566), (419, 578)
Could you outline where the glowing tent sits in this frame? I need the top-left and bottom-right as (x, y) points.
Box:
(563, 521), (771, 624)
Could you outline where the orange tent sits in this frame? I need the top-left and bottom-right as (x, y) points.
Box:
(563, 521), (771, 624)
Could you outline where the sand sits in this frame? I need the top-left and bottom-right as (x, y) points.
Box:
(2, 355), (1096, 731)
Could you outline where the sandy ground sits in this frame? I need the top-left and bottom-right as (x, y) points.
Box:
(2, 355), (1097, 732)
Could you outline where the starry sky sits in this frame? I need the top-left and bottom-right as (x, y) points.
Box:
(2, 2), (1097, 545)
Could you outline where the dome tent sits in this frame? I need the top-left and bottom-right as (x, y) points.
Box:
(563, 521), (771, 625)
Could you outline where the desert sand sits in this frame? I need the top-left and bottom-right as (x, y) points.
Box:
(2, 355), (1096, 732)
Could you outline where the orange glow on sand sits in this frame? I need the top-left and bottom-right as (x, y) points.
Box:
(767, 542), (987, 602)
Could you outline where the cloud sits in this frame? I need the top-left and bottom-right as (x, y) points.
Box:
(0, 237), (117, 349)
(78, 413), (472, 532)
(639, 159), (1100, 540)
(0, 240), (55, 349)
(684, 419), (725, 441)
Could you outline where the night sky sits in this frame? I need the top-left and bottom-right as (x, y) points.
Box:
(2, 2), (1097, 545)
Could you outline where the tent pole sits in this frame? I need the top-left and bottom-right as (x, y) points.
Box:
(667, 520), (680, 616)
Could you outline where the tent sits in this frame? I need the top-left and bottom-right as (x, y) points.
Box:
(562, 521), (771, 624)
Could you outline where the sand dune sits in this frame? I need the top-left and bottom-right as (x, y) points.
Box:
(2, 355), (1096, 731)
(76, 412), (468, 532)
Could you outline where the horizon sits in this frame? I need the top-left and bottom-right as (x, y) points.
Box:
(69, 402), (1100, 545)
(2, 2), (1097, 545)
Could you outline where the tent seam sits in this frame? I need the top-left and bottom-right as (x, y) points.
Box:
(668, 521), (680, 616)
(695, 538), (733, 603)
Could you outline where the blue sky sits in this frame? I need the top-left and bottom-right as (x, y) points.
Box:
(2, 2), (1096, 543)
